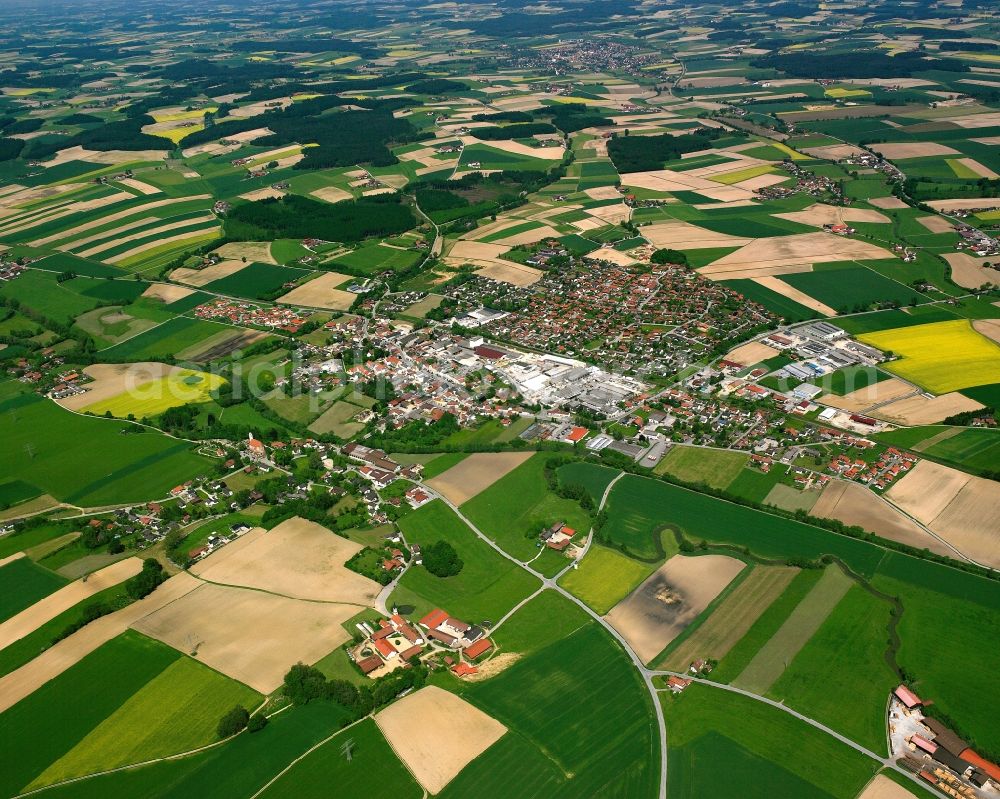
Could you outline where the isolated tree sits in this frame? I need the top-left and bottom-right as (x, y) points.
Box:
(217, 706), (250, 738)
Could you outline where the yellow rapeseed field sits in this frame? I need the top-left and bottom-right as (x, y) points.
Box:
(84, 370), (225, 418)
(859, 320), (1000, 394)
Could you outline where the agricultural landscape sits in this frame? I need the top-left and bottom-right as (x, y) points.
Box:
(1, 1), (999, 798)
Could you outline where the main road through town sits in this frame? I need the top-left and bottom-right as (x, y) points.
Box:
(417, 473), (934, 799)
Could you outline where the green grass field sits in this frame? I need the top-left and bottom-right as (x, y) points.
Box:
(663, 684), (878, 799)
(602, 476), (887, 576)
(874, 557), (1000, 756)
(462, 453), (594, 562)
(420, 452), (469, 479)
(782, 265), (920, 313)
(26, 701), (354, 799)
(32, 657), (262, 788)
(560, 544), (659, 614)
(733, 567), (853, 695)
(0, 557), (67, 622)
(443, 622), (659, 798)
(491, 589), (591, 657)
(878, 425), (1000, 474)
(767, 585), (897, 753)
(555, 461), (620, 504)
(390, 499), (538, 623)
(654, 446), (749, 490)
(203, 262), (312, 300)
(0, 631), (181, 797)
(259, 718), (420, 798)
(102, 317), (233, 362)
(0, 394), (214, 506)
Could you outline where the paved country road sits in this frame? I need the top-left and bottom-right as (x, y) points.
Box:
(418, 472), (936, 799)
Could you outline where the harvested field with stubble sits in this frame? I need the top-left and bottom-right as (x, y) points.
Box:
(724, 340), (779, 366)
(0, 558), (142, 650)
(856, 774), (922, 799)
(190, 516), (380, 605)
(428, 451), (535, 506)
(873, 392), (984, 426)
(476, 261), (543, 286)
(659, 565), (798, 672)
(141, 282), (194, 303)
(170, 259), (247, 287)
(810, 481), (951, 556)
(818, 377), (916, 413)
(943, 253), (1000, 289)
(733, 566), (852, 695)
(870, 142), (959, 159)
(375, 685), (507, 795)
(605, 554), (746, 664)
(214, 241), (276, 263)
(132, 581), (357, 693)
(886, 461), (1000, 569)
(275, 271), (355, 310)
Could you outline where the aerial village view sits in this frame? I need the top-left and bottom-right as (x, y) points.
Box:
(1, 0), (1000, 797)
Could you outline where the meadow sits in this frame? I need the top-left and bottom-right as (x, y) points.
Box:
(555, 461), (620, 504)
(203, 262), (313, 300)
(444, 623), (659, 799)
(461, 453), (593, 562)
(0, 631), (181, 797)
(767, 585), (897, 753)
(782, 265), (920, 312)
(602, 476), (886, 576)
(27, 701), (354, 799)
(103, 317), (233, 362)
(31, 656), (262, 788)
(491, 589), (591, 657)
(653, 446), (748, 490)
(859, 320), (1000, 393)
(259, 718), (420, 799)
(0, 394), (214, 506)
(390, 499), (538, 623)
(0, 557), (67, 622)
(662, 684), (878, 799)
(559, 544), (659, 614)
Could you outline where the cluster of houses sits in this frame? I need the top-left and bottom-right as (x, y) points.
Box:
(755, 160), (848, 202)
(193, 298), (308, 332)
(955, 223), (1000, 259)
(891, 685), (999, 795)
(0, 261), (26, 282)
(827, 446), (917, 490)
(539, 521), (579, 552)
(348, 607), (495, 679)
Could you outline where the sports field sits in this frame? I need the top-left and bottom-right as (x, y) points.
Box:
(859, 320), (1000, 393)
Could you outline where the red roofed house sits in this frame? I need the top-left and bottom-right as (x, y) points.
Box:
(565, 426), (588, 443)
(463, 638), (493, 660)
(374, 637), (397, 659)
(451, 662), (478, 678)
(419, 608), (449, 630)
(894, 684), (922, 709)
(911, 735), (937, 755)
(667, 675), (691, 693)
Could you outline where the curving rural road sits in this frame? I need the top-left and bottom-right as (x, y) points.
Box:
(418, 472), (936, 799)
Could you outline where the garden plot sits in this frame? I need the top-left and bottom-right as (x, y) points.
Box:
(427, 451), (535, 506)
(605, 554), (746, 664)
(190, 516), (380, 605)
(374, 686), (507, 795)
(0, 558), (143, 650)
(0, 572), (200, 713)
(275, 271), (356, 310)
(886, 461), (1000, 569)
(809, 481), (951, 556)
(132, 581), (357, 693)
